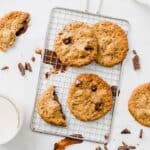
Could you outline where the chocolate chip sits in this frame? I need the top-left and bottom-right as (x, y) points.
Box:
(84, 45), (93, 51)
(63, 37), (72, 44)
(111, 85), (118, 97)
(139, 129), (143, 139)
(91, 85), (97, 91)
(121, 128), (131, 134)
(95, 102), (103, 111)
(96, 146), (102, 150)
(75, 80), (82, 87)
(18, 63), (25, 76)
(1, 66), (9, 70)
(132, 54), (140, 70)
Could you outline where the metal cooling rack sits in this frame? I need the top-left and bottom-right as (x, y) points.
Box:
(30, 1), (129, 144)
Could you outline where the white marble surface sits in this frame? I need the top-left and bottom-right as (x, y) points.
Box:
(0, 0), (150, 149)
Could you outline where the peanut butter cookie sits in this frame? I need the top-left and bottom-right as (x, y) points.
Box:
(128, 83), (150, 127)
(67, 74), (113, 121)
(37, 85), (67, 127)
(54, 22), (97, 67)
(93, 21), (128, 67)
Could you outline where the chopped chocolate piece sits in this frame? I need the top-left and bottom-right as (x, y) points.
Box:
(96, 146), (102, 150)
(25, 62), (32, 72)
(84, 45), (93, 51)
(45, 72), (49, 79)
(121, 128), (131, 134)
(54, 135), (83, 150)
(122, 141), (128, 147)
(139, 129), (143, 139)
(133, 50), (137, 55)
(118, 145), (129, 150)
(132, 55), (140, 70)
(75, 80), (82, 87)
(104, 144), (108, 150)
(31, 56), (35, 62)
(111, 85), (118, 97)
(63, 37), (72, 44)
(104, 134), (109, 140)
(128, 145), (136, 149)
(43, 49), (67, 73)
(91, 85), (97, 91)
(95, 102), (103, 111)
(1, 66), (9, 70)
(18, 63), (25, 76)
(118, 89), (120, 96)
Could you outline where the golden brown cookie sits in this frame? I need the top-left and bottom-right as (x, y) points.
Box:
(128, 83), (150, 127)
(37, 85), (67, 127)
(54, 22), (97, 67)
(67, 74), (113, 121)
(0, 28), (16, 51)
(93, 21), (128, 67)
(0, 11), (30, 35)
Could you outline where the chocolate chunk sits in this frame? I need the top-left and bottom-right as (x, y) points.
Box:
(118, 89), (120, 96)
(63, 37), (72, 44)
(16, 21), (28, 36)
(132, 53), (140, 70)
(95, 102), (103, 111)
(121, 128), (131, 134)
(31, 56), (35, 62)
(75, 80), (82, 87)
(111, 85), (118, 97)
(1, 66), (9, 70)
(104, 134), (109, 140)
(18, 63), (25, 76)
(96, 146), (102, 150)
(84, 45), (93, 51)
(118, 145), (129, 150)
(91, 85), (97, 91)
(139, 129), (143, 139)
(25, 62), (32, 72)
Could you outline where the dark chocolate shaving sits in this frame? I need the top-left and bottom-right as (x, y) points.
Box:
(118, 142), (136, 150)
(1, 66), (9, 70)
(121, 128), (131, 134)
(132, 50), (140, 70)
(18, 63), (25, 76)
(25, 62), (32, 72)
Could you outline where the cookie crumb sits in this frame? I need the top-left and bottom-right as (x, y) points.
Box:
(18, 63), (25, 76)
(139, 129), (143, 139)
(121, 128), (131, 134)
(132, 50), (140, 70)
(1, 66), (9, 70)
(35, 48), (42, 55)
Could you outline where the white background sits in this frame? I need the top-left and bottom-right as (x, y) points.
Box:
(0, 0), (150, 149)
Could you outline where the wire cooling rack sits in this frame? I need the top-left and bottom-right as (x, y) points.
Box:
(30, 7), (129, 143)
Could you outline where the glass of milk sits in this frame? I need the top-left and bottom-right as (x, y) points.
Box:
(0, 96), (23, 145)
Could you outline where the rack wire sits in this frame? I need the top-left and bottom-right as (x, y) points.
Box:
(30, 7), (129, 144)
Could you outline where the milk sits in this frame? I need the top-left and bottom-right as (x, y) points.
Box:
(136, 0), (150, 6)
(0, 96), (19, 144)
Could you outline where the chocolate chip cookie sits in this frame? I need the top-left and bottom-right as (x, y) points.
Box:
(93, 21), (128, 67)
(67, 74), (113, 121)
(128, 83), (150, 127)
(37, 85), (67, 126)
(54, 22), (97, 67)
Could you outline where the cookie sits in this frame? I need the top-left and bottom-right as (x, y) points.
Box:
(37, 85), (67, 126)
(54, 22), (97, 67)
(0, 11), (30, 35)
(128, 83), (150, 127)
(0, 28), (16, 51)
(67, 74), (113, 121)
(93, 21), (128, 67)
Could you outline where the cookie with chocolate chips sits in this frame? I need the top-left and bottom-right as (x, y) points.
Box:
(54, 22), (97, 67)
(67, 74), (113, 121)
(93, 21), (128, 67)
